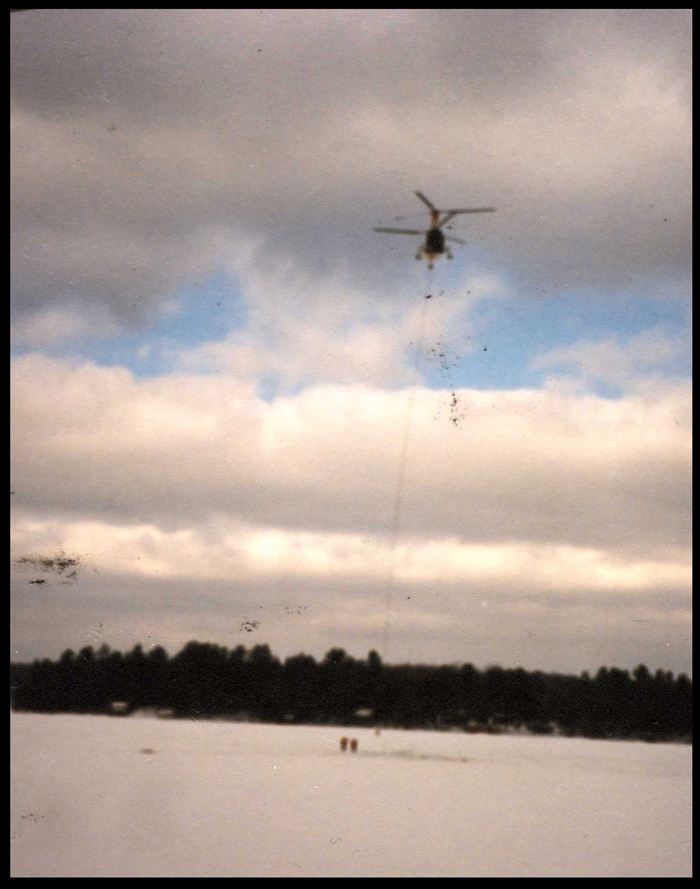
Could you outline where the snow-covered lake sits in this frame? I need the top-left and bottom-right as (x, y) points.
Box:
(11, 711), (691, 877)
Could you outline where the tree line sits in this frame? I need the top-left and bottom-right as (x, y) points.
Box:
(10, 642), (692, 742)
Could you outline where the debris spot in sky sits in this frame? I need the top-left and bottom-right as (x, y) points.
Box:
(425, 337), (460, 381)
(448, 391), (467, 428)
(15, 551), (83, 585)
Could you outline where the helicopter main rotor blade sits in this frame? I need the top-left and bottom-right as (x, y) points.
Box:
(444, 236), (466, 246)
(373, 227), (424, 235)
(414, 191), (437, 212)
(438, 208), (496, 227)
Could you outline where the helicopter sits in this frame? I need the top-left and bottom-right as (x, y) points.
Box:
(373, 191), (496, 269)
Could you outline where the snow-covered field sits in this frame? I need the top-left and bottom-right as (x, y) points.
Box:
(11, 711), (691, 877)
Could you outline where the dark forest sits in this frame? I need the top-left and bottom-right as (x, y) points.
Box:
(10, 642), (692, 743)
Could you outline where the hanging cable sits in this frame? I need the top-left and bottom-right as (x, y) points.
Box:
(381, 265), (434, 661)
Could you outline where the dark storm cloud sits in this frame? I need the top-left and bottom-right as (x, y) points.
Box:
(11, 9), (692, 335)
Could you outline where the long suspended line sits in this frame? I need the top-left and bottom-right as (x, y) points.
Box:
(381, 266), (433, 661)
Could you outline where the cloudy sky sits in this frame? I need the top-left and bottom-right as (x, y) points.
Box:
(11, 9), (691, 675)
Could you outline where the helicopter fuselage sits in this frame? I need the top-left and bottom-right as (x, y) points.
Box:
(420, 213), (448, 267)
(420, 209), (447, 264)
(425, 226), (446, 256)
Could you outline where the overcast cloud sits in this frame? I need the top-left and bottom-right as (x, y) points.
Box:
(11, 9), (691, 675)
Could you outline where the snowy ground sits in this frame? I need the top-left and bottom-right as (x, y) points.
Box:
(11, 711), (692, 877)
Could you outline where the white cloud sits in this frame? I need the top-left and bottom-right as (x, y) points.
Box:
(11, 515), (690, 597)
(11, 353), (691, 558)
(177, 262), (507, 389)
(534, 328), (692, 392)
